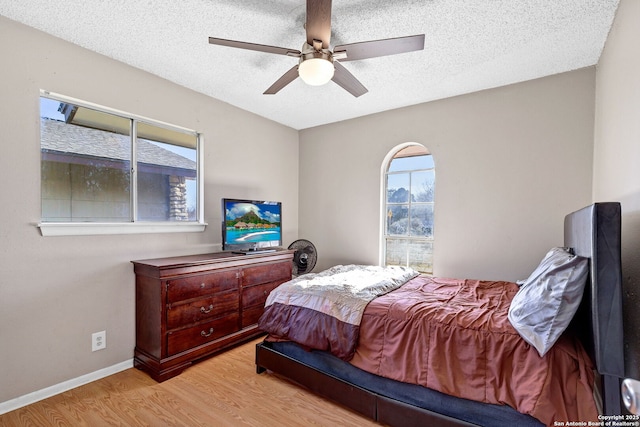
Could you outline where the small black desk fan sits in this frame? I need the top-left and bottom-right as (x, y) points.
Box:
(288, 239), (317, 276)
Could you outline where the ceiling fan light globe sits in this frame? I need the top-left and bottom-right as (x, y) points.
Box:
(298, 58), (334, 86)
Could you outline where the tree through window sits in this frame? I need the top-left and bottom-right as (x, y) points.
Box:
(383, 144), (434, 274)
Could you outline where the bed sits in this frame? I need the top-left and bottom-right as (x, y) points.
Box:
(255, 202), (625, 426)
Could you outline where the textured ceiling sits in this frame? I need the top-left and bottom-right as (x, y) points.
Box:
(0, 0), (620, 130)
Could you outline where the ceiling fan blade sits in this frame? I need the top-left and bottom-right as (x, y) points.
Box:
(264, 65), (300, 95)
(305, 0), (332, 48)
(332, 62), (368, 98)
(334, 34), (425, 62)
(208, 37), (300, 57)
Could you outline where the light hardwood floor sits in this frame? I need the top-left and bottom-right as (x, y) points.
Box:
(0, 338), (380, 426)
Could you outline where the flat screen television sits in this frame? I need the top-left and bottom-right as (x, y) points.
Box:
(222, 198), (282, 253)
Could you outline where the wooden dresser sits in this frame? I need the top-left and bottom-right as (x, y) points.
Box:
(132, 250), (294, 382)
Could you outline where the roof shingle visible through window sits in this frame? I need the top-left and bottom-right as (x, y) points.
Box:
(40, 118), (196, 171)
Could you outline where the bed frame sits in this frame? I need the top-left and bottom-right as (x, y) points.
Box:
(255, 202), (624, 426)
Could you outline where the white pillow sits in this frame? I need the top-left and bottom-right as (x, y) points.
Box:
(508, 247), (589, 357)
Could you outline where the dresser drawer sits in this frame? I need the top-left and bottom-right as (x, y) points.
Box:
(242, 281), (282, 309)
(242, 261), (291, 286)
(242, 305), (265, 328)
(167, 313), (240, 356)
(167, 269), (238, 303)
(241, 281), (284, 328)
(166, 291), (239, 330)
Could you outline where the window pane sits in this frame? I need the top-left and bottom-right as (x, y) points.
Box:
(387, 205), (409, 236)
(385, 238), (408, 267)
(388, 154), (434, 172)
(411, 170), (435, 202)
(387, 173), (410, 203)
(136, 122), (198, 221)
(408, 239), (433, 274)
(40, 99), (131, 222)
(409, 204), (434, 237)
(386, 237), (433, 273)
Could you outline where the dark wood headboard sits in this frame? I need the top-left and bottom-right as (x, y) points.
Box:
(564, 202), (624, 414)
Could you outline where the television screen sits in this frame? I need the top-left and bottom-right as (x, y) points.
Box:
(222, 199), (282, 252)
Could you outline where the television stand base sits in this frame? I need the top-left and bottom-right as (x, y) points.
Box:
(232, 249), (277, 255)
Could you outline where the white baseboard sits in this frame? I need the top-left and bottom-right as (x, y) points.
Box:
(0, 359), (133, 415)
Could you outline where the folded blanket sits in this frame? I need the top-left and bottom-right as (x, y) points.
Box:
(259, 264), (419, 359)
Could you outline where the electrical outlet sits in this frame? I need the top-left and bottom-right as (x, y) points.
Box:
(92, 331), (106, 352)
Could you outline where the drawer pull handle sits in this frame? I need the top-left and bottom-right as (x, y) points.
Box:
(201, 328), (214, 337)
(200, 304), (214, 314)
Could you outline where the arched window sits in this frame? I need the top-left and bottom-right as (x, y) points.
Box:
(382, 144), (434, 274)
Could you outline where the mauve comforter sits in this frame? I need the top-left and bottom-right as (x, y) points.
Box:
(259, 264), (418, 360)
(349, 276), (599, 426)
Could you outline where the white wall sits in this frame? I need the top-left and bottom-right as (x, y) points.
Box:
(593, 0), (640, 378)
(299, 69), (596, 282)
(0, 16), (298, 404)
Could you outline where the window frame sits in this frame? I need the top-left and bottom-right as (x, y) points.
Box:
(37, 90), (206, 236)
(380, 143), (434, 273)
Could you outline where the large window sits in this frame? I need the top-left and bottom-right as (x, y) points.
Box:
(38, 91), (204, 236)
(383, 144), (434, 273)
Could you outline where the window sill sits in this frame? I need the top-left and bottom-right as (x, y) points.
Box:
(37, 222), (207, 237)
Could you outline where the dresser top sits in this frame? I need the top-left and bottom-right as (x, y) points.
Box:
(132, 249), (295, 270)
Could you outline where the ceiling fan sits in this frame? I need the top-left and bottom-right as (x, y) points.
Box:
(208, 0), (425, 97)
